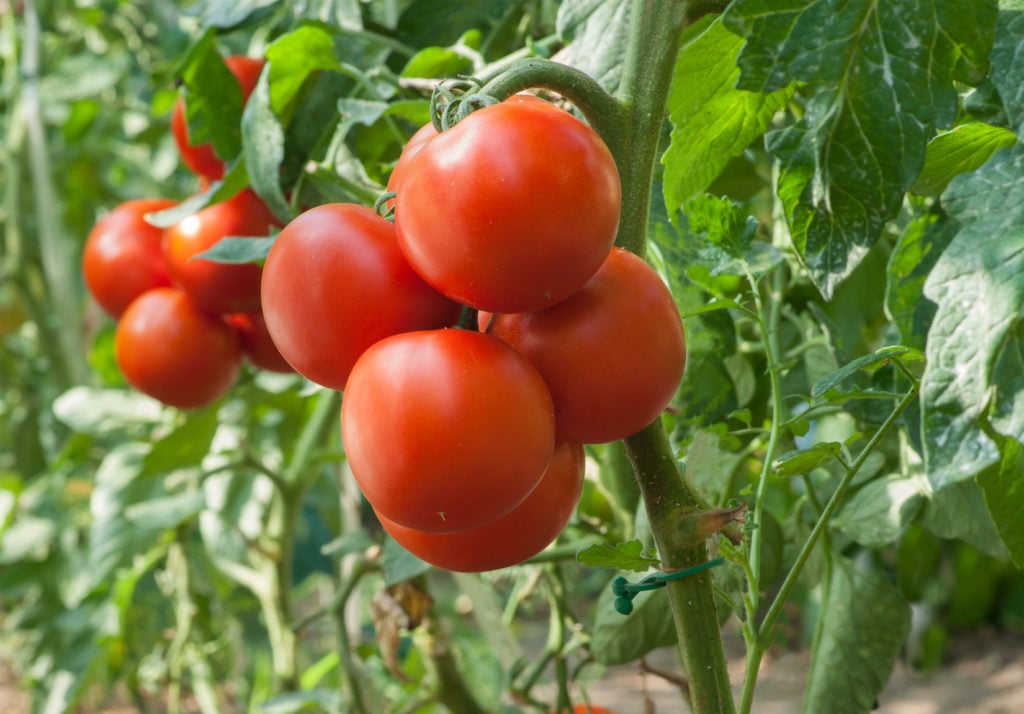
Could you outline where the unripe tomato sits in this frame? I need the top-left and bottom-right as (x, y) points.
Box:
(82, 198), (176, 318)
(342, 329), (556, 533)
(490, 248), (686, 444)
(170, 55), (264, 180)
(226, 311), (293, 374)
(378, 441), (584, 572)
(115, 287), (242, 409)
(394, 96), (621, 313)
(260, 203), (460, 390)
(163, 188), (279, 316)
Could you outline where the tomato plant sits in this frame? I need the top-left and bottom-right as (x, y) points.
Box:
(377, 441), (584, 572)
(170, 55), (264, 180)
(341, 328), (556, 533)
(163, 188), (279, 316)
(115, 287), (242, 409)
(81, 198), (176, 317)
(260, 203), (459, 390)
(489, 247), (685, 444)
(394, 95), (621, 313)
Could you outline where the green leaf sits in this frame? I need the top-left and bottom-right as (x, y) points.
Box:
(401, 46), (472, 79)
(989, 10), (1024, 134)
(772, 442), (842, 477)
(685, 427), (747, 507)
(810, 346), (919, 399)
(242, 71), (293, 223)
(145, 166), (251, 228)
(910, 122), (1018, 195)
(663, 18), (795, 214)
(193, 235), (277, 265)
(724, 0), (998, 298)
(885, 211), (959, 351)
(978, 437), (1024, 567)
(381, 536), (431, 586)
(803, 558), (911, 714)
(265, 24), (343, 115)
(590, 583), (676, 666)
(921, 144), (1024, 489)
(681, 194), (782, 279)
(52, 387), (164, 435)
(921, 478), (1009, 559)
(124, 491), (206, 532)
(556, 0), (631, 93)
(177, 31), (247, 161)
(832, 473), (929, 547)
(186, 0), (278, 30)
(576, 540), (660, 572)
(142, 407), (221, 476)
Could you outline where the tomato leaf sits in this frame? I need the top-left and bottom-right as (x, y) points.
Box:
(555, 0), (631, 93)
(192, 235), (277, 265)
(590, 584), (677, 666)
(772, 442), (842, 477)
(576, 540), (659, 572)
(723, 0), (998, 298)
(922, 144), (1024, 490)
(989, 10), (1024, 135)
(802, 557), (911, 714)
(662, 17), (794, 215)
(978, 436), (1024, 568)
(920, 478), (1009, 560)
(177, 30), (246, 162)
(910, 122), (1018, 195)
(145, 164), (251, 228)
(810, 346), (919, 400)
(185, 0), (278, 30)
(832, 473), (929, 548)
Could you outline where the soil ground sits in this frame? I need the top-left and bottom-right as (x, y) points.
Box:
(3, 629), (1023, 713)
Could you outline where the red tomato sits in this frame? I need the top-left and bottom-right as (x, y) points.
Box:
(394, 96), (620, 313)
(82, 198), (176, 317)
(385, 122), (438, 209)
(378, 441), (584, 572)
(171, 56), (264, 180)
(115, 287), (242, 409)
(164, 188), (280, 316)
(341, 329), (556, 533)
(260, 203), (460, 390)
(490, 248), (686, 444)
(226, 311), (293, 374)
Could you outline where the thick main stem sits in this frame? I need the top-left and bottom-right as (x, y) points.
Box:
(613, 2), (737, 712)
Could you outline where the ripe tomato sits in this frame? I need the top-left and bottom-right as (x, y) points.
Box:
(115, 287), (242, 409)
(82, 198), (176, 317)
(164, 188), (279, 316)
(385, 121), (438, 209)
(171, 55), (264, 180)
(341, 329), (556, 533)
(490, 248), (686, 444)
(260, 203), (459, 390)
(226, 311), (293, 374)
(377, 441), (584, 572)
(394, 96), (620, 314)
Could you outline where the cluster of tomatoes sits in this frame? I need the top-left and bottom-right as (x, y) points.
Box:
(82, 56), (293, 410)
(260, 94), (687, 572)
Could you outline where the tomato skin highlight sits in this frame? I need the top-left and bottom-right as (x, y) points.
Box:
(490, 248), (686, 444)
(378, 441), (584, 572)
(394, 96), (621, 314)
(82, 198), (177, 318)
(341, 329), (556, 533)
(163, 188), (279, 316)
(170, 55), (264, 180)
(260, 203), (460, 391)
(226, 311), (294, 374)
(115, 287), (242, 409)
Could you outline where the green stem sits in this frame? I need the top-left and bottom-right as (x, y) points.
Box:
(737, 383), (920, 713)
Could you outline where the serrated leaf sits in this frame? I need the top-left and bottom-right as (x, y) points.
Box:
(556, 0), (631, 94)
(773, 442), (842, 477)
(663, 18), (795, 214)
(922, 144), (1024, 489)
(590, 582), (676, 665)
(177, 31), (246, 161)
(978, 437), (1024, 568)
(724, 0), (998, 298)
(989, 11), (1024, 135)
(193, 236), (277, 265)
(803, 558), (911, 714)
(576, 540), (659, 572)
(811, 347), (917, 399)
(832, 473), (929, 547)
(910, 122), (1018, 195)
